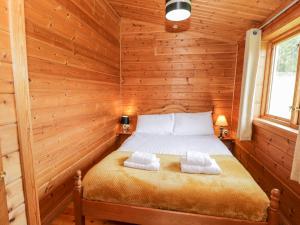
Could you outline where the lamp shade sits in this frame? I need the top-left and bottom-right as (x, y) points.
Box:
(120, 116), (130, 125)
(166, 0), (191, 22)
(215, 115), (228, 127)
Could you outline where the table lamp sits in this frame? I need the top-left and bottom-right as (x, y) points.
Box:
(120, 115), (130, 133)
(215, 115), (228, 139)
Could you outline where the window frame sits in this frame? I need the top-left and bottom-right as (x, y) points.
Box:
(261, 29), (300, 129)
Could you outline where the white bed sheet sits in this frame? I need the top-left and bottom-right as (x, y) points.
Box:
(118, 133), (232, 156)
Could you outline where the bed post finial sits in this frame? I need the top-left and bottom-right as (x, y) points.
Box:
(74, 170), (85, 225)
(75, 170), (82, 189)
(268, 188), (280, 225)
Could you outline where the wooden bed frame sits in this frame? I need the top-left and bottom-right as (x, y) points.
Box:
(73, 170), (281, 225)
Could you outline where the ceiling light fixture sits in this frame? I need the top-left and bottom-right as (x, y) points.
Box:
(165, 0), (191, 22)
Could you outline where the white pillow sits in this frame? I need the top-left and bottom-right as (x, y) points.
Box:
(173, 112), (214, 135)
(135, 113), (174, 134)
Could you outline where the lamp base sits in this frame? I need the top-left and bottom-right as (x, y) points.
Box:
(218, 127), (224, 139)
(122, 124), (130, 133)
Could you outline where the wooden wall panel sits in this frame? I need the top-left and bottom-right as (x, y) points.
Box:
(121, 18), (238, 131)
(6, 179), (25, 215)
(9, 204), (27, 225)
(24, 0), (121, 223)
(232, 6), (300, 225)
(0, 0), (27, 224)
(235, 122), (300, 225)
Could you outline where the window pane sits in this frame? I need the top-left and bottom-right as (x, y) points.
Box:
(268, 34), (300, 119)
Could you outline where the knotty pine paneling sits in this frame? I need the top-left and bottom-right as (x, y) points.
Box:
(24, 0), (121, 223)
(121, 18), (238, 131)
(0, 0), (27, 224)
(235, 122), (300, 225)
(231, 7), (300, 223)
(232, 42), (300, 225)
(232, 53), (300, 224)
(107, 0), (288, 41)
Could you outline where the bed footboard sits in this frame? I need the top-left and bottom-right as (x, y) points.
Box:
(73, 170), (281, 225)
(268, 189), (280, 225)
(74, 170), (85, 225)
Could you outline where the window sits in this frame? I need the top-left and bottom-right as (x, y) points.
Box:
(263, 33), (300, 127)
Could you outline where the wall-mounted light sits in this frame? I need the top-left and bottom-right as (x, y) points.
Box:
(166, 0), (191, 22)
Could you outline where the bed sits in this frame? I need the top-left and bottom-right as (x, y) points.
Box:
(73, 113), (280, 225)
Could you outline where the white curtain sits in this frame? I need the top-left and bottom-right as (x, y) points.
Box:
(237, 29), (261, 141)
(291, 127), (300, 183)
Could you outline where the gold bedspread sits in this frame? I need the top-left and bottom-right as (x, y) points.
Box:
(82, 151), (269, 222)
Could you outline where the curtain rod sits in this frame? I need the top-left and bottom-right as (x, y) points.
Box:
(259, 0), (300, 30)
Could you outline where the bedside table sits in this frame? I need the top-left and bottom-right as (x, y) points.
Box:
(116, 131), (132, 147)
(220, 137), (235, 155)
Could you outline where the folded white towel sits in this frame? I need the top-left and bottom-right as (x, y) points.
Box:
(124, 158), (160, 171)
(183, 151), (212, 166)
(181, 159), (221, 175)
(131, 151), (157, 164)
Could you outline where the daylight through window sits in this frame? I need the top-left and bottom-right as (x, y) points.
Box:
(264, 33), (300, 127)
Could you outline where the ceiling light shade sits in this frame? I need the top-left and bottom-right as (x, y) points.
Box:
(166, 0), (191, 22)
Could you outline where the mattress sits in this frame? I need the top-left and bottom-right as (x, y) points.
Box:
(83, 151), (270, 222)
(118, 133), (232, 156)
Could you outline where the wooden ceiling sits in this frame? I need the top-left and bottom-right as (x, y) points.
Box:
(107, 0), (293, 41)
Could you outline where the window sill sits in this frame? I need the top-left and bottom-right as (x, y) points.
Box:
(253, 118), (298, 141)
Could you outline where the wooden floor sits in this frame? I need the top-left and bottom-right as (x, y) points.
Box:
(51, 204), (135, 225)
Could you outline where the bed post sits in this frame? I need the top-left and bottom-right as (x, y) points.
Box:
(268, 188), (280, 225)
(74, 170), (85, 225)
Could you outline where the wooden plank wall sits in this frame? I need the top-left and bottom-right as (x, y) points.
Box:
(0, 0), (27, 224)
(233, 51), (300, 224)
(121, 18), (238, 131)
(23, 0), (121, 223)
(232, 7), (300, 225)
(235, 124), (300, 225)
